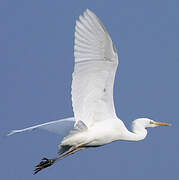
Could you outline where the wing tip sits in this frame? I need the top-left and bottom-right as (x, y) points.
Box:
(7, 130), (20, 136)
(85, 8), (93, 14)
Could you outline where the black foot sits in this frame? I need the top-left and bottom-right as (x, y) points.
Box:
(34, 157), (55, 175)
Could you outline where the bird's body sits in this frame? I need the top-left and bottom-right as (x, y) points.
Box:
(61, 118), (126, 147)
(8, 9), (171, 174)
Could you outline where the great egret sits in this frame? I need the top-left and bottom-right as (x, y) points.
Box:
(8, 9), (171, 174)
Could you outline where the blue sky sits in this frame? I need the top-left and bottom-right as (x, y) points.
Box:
(3, 0), (179, 179)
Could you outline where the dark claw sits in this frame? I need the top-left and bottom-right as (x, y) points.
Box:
(34, 168), (41, 175)
(34, 157), (55, 175)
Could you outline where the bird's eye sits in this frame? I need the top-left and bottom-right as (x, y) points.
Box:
(150, 121), (153, 124)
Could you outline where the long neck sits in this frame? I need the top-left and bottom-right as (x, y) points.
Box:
(122, 122), (148, 141)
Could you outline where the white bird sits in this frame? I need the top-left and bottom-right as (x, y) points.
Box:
(8, 9), (171, 174)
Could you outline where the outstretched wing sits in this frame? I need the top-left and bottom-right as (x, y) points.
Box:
(72, 9), (118, 127)
(7, 117), (75, 136)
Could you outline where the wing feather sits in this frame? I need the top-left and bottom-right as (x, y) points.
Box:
(7, 118), (75, 136)
(72, 9), (118, 127)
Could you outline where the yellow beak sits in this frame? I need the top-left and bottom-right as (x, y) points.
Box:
(153, 121), (172, 126)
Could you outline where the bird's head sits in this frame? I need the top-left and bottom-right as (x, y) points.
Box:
(132, 118), (171, 129)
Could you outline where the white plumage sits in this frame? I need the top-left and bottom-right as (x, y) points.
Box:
(73, 9), (118, 127)
(8, 9), (171, 174)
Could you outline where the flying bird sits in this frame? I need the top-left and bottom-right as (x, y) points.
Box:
(8, 9), (171, 174)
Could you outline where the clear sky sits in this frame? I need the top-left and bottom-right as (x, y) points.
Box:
(3, 0), (179, 179)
